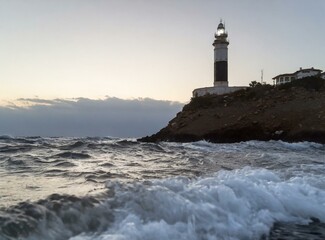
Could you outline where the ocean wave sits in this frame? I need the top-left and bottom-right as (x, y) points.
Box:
(52, 152), (92, 159)
(0, 194), (113, 240)
(1, 137), (325, 239)
(59, 141), (86, 150)
(92, 168), (325, 240)
(2, 167), (323, 240)
(0, 135), (13, 140)
(0, 145), (33, 153)
(273, 140), (324, 151)
(87, 167), (325, 240)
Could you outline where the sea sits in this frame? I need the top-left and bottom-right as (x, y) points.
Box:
(0, 136), (324, 240)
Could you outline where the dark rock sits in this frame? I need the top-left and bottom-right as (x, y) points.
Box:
(139, 77), (325, 144)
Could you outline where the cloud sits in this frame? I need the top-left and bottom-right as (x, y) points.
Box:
(0, 97), (183, 138)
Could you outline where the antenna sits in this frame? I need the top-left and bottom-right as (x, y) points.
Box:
(261, 69), (264, 84)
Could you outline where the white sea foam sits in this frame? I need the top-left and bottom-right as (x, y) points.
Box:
(280, 140), (323, 149)
(2, 138), (323, 240)
(183, 140), (218, 150)
(70, 167), (325, 240)
(178, 140), (325, 155)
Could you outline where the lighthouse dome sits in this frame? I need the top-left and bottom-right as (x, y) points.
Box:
(216, 22), (226, 36)
(217, 22), (224, 29)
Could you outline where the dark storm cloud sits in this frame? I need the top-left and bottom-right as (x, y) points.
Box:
(0, 97), (183, 137)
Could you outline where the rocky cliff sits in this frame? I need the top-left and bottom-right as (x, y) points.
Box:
(140, 77), (325, 143)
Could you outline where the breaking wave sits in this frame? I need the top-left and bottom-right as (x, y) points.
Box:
(0, 137), (324, 239)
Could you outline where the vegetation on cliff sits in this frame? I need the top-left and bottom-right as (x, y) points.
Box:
(140, 76), (325, 143)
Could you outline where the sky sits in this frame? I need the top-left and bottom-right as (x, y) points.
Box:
(0, 0), (324, 137)
(1, 0), (324, 102)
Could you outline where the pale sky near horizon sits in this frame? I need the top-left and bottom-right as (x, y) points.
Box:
(1, 0), (325, 103)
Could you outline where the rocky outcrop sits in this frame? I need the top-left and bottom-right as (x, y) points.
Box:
(140, 77), (325, 143)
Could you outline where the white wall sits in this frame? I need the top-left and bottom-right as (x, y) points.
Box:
(320, 73), (325, 80)
(193, 86), (246, 97)
(214, 44), (228, 61)
(295, 70), (320, 79)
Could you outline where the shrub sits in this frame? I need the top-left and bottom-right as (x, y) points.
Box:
(278, 76), (324, 91)
(185, 95), (217, 110)
(249, 81), (262, 88)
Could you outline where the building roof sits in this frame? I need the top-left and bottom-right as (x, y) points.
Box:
(294, 68), (322, 74)
(273, 67), (323, 79)
(272, 73), (295, 79)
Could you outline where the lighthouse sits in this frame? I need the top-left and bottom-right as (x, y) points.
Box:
(213, 21), (229, 87)
(192, 21), (245, 97)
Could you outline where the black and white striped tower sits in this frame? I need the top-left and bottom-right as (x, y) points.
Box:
(213, 21), (229, 87)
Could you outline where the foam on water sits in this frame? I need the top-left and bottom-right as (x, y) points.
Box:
(66, 167), (325, 240)
(0, 138), (324, 239)
(275, 140), (324, 151)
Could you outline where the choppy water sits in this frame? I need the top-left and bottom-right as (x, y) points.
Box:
(0, 136), (324, 240)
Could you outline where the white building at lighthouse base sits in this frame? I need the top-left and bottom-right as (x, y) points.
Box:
(192, 83), (246, 97)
